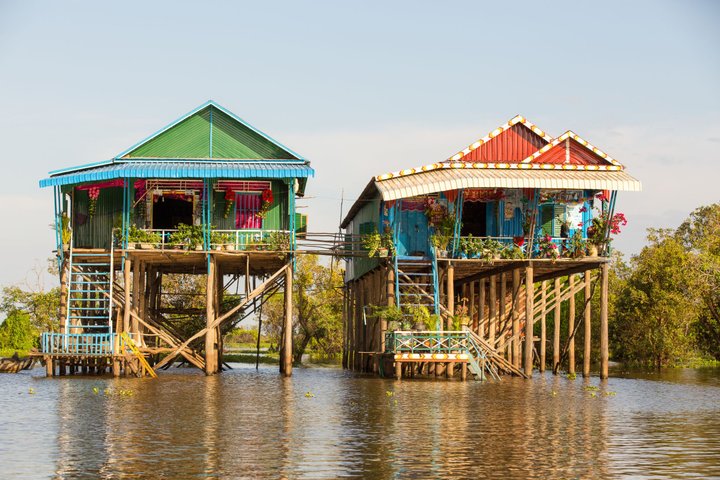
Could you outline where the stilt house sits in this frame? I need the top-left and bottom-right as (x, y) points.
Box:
(341, 115), (641, 381)
(39, 101), (312, 376)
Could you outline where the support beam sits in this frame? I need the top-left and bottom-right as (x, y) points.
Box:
(540, 280), (547, 372)
(583, 271), (592, 378)
(446, 263), (454, 330)
(553, 277), (561, 373)
(600, 263), (609, 379)
(512, 269), (520, 369)
(488, 275), (497, 345)
(282, 262), (294, 377)
(123, 256), (132, 334)
(524, 264), (534, 377)
(568, 274), (576, 375)
(477, 278), (486, 339)
(205, 255), (217, 375)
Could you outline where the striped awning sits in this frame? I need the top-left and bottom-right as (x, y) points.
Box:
(374, 168), (641, 201)
(39, 160), (314, 187)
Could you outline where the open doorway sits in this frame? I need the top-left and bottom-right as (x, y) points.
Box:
(461, 201), (487, 237)
(153, 197), (193, 229)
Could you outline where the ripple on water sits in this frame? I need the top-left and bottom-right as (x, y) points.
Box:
(0, 366), (719, 479)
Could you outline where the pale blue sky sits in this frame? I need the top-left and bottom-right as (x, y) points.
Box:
(1, 0), (718, 288)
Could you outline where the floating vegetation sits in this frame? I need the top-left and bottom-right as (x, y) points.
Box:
(385, 390), (394, 397)
(589, 392), (597, 398)
(583, 385), (600, 391)
(304, 391), (315, 398)
(92, 387), (99, 395)
(551, 390), (558, 397)
(28, 388), (35, 395)
(604, 391), (617, 396)
(567, 372), (577, 380)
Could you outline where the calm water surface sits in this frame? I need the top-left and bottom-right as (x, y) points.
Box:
(1, 364), (719, 479)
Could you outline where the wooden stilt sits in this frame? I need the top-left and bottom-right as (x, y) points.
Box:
(395, 359), (402, 380)
(553, 277), (561, 373)
(45, 356), (53, 377)
(524, 264), (534, 377)
(583, 270), (592, 378)
(512, 269), (521, 369)
(568, 274), (576, 375)
(123, 256), (132, 334)
(131, 259), (140, 339)
(540, 280), (547, 372)
(478, 278), (486, 339)
(469, 280), (475, 332)
(600, 263), (609, 379)
(447, 263), (454, 330)
(461, 362), (467, 381)
(205, 255), (217, 375)
(282, 264), (294, 377)
(488, 275), (497, 345)
(499, 272), (507, 352)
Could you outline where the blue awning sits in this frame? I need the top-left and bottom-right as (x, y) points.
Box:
(39, 160), (315, 187)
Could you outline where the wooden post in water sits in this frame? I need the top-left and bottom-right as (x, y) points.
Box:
(540, 280), (547, 372)
(512, 269), (520, 369)
(600, 263), (609, 379)
(553, 277), (561, 373)
(568, 274), (576, 375)
(524, 264), (534, 377)
(478, 278), (486, 339)
(123, 256), (132, 334)
(131, 259), (140, 339)
(282, 264), (294, 377)
(499, 272), (507, 356)
(205, 255), (217, 375)
(583, 270), (592, 378)
(469, 280), (476, 333)
(446, 263), (454, 378)
(488, 275), (497, 346)
(447, 263), (454, 331)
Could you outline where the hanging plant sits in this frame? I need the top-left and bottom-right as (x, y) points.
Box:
(224, 189), (235, 218)
(257, 188), (274, 219)
(88, 187), (100, 218)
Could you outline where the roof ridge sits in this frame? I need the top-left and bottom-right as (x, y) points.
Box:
(520, 130), (623, 167)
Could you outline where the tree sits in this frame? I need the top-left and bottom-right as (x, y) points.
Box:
(0, 310), (38, 351)
(263, 256), (344, 363)
(612, 230), (699, 366)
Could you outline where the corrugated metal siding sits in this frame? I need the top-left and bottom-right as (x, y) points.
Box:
(212, 108), (296, 160)
(533, 139), (608, 166)
(463, 124), (547, 163)
(375, 169), (642, 200)
(346, 197), (380, 281)
(40, 162), (314, 187)
(127, 109), (211, 158)
(73, 187), (123, 249)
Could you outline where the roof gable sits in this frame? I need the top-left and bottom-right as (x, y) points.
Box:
(521, 131), (622, 168)
(447, 115), (553, 163)
(118, 101), (301, 161)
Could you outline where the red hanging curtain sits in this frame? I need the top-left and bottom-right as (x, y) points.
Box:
(444, 190), (458, 203)
(235, 194), (262, 229)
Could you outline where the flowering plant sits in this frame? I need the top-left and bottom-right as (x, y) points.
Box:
(257, 189), (274, 219)
(587, 212), (628, 246)
(88, 187), (100, 217)
(224, 190), (235, 218)
(537, 234), (559, 260)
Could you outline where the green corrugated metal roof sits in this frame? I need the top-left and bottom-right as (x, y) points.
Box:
(123, 104), (299, 160)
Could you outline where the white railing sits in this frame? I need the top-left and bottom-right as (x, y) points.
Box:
(123, 228), (293, 252)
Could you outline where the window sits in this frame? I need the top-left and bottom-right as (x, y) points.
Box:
(235, 193), (262, 229)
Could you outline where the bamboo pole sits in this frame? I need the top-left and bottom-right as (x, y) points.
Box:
(499, 272), (507, 357)
(568, 274), (576, 375)
(282, 261), (294, 377)
(469, 280), (475, 333)
(131, 259), (140, 339)
(524, 264), (534, 377)
(600, 263), (609, 379)
(553, 277), (561, 373)
(583, 270), (592, 378)
(540, 280), (547, 372)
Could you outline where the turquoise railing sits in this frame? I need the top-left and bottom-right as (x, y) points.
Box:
(41, 332), (115, 356)
(385, 331), (472, 354)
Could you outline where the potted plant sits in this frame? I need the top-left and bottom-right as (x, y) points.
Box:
(138, 230), (161, 249)
(58, 213), (71, 251)
(568, 230), (587, 259)
(168, 223), (204, 251)
(361, 228), (382, 257)
(537, 234), (559, 260)
(483, 239), (503, 260)
(211, 231), (232, 251)
(500, 244), (524, 259)
(374, 305), (404, 331)
(267, 231), (291, 252)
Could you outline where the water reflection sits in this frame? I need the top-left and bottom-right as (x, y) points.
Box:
(1, 366), (719, 479)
